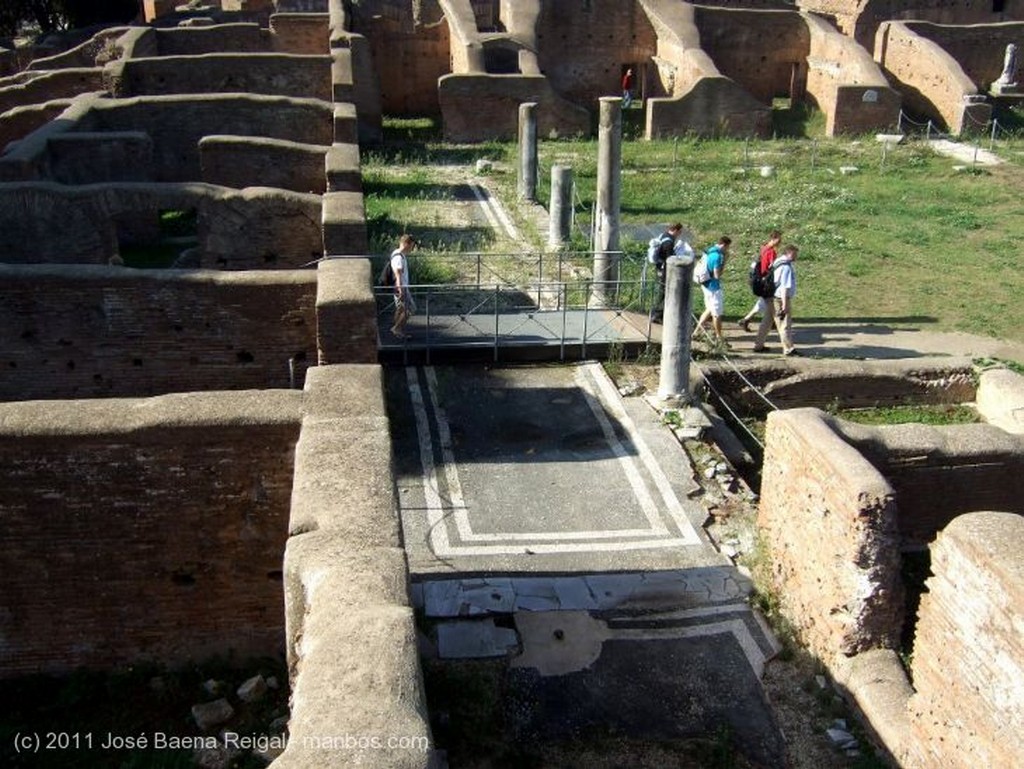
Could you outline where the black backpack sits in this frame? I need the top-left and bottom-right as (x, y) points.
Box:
(749, 259), (776, 298)
(378, 259), (395, 287)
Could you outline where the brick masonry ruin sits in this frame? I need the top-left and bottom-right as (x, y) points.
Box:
(3, 1), (1024, 768)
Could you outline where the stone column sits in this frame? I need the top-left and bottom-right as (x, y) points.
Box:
(548, 164), (572, 248)
(593, 97), (622, 306)
(657, 255), (695, 403)
(517, 102), (538, 201)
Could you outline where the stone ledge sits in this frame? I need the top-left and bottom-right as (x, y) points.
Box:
(977, 367), (1024, 435)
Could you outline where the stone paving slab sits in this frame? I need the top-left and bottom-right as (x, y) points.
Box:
(388, 362), (725, 576)
(415, 568), (752, 617)
(436, 619), (519, 659)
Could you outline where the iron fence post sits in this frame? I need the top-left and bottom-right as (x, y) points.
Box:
(581, 280), (590, 360)
(494, 285), (500, 363)
(425, 288), (431, 366)
(560, 282), (569, 361)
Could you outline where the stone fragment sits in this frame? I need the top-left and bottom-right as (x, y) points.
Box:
(237, 674), (268, 703)
(839, 166), (859, 175)
(826, 726), (855, 746)
(265, 676), (279, 690)
(194, 742), (239, 769)
(202, 679), (225, 695)
(436, 619), (519, 658)
(192, 698), (235, 730)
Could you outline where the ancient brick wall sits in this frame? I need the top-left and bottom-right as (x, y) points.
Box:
(0, 264), (318, 400)
(855, 0), (1024, 52)
(758, 408), (904, 661)
(903, 20), (1024, 90)
(46, 131), (155, 184)
(0, 98), (76, 154)
(270, 13), (331, 55)
(84, 94), (333, 182)
(718, 358), (976, 414)
(26, 26), (133, 71)
(0, 392), (303, 677)
(200, 135), (329, 193)
(834, 419), (1024, 547)
(437, 73), (590, 142)
(804, 13), (900, 135)
(0, 182), (323, 269)
(0, 68), (105, 115)
(879, 22), (986, 131)
(353, 3), (450, 115)
(153, 22), (271, 54)
(905, 512), (1024, 769)
(536, 0), (657, 108)
(695, 7), (809, 104)
(106, 53), (333, 101)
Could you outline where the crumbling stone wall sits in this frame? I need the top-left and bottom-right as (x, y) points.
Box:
(200, 135), (330, 193)
(25, 26), (132, 70)
(0, 182), (323, 269)
(804, 12), (900, 135)
(798, 0), (1024, 53)
(834, 418), (1024, 547)
(712, 357), (976, 415)
(151, 22), (272, 54)
(1, 92), (333, 183)
(0, 68), (106, 115)
(83, 94), (333, 182)
(276, 364), (433, 768)
(760, 406), (1024, 659)
(351, 0), (450, 115)
(105, 53), (333, 101)
(695, 7), (809, 104)
(271, 13), (331, 54)
(536, 0), (657, 107)
(904, 511), (1024, 769)
(758, 408), (904, 661)
(876, 20), (993, 132)
(438, 74), (590, 141)
(0, 97), (78, 154)
(0, 264), (318, 400)
(641, 1), (771, 139)
(0, 391), (302, 677)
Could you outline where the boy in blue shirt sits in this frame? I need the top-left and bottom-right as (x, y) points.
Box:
(693, 236), (731, 342)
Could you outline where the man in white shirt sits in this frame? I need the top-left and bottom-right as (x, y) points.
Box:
(390, 234), (417, 339)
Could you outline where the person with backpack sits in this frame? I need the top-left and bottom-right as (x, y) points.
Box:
(737, 229), (782, 333)
(388, 233), (417, 339)
(753, 244), (799, 356)
(692, 236), (732, 343)
(649, 222), (683, 323)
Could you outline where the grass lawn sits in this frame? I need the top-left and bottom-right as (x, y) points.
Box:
(365, 116), (1024, 345)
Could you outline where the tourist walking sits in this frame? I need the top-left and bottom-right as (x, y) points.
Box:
(753, 244), (799, 356)
(389, 234), (417, 339)
(693, 236), (732, 342)
(738, 229), (782, 332)
(650, 222), (683, 323)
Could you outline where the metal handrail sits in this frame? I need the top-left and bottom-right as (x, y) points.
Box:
(375, 275), (656, 361)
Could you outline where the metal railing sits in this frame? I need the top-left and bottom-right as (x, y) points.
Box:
(375, 258), (660, 362)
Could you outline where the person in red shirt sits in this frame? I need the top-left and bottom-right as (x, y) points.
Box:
(737, 229), (782, 332)
(622, 68), (634, 109)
